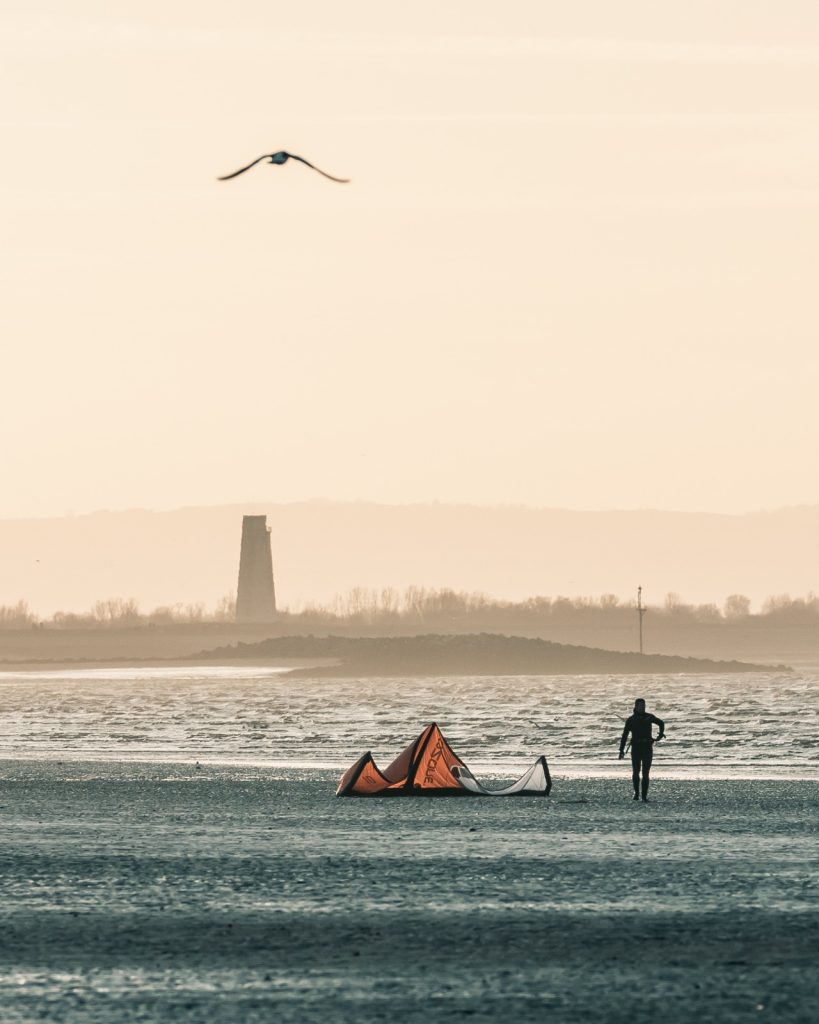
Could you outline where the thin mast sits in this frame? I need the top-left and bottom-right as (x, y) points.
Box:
(637, 585), (646, 655)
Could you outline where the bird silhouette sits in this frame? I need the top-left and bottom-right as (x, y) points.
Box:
(218, 151), (349, 183)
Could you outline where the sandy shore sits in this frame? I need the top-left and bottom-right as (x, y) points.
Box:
(0, 762), (816, 1023)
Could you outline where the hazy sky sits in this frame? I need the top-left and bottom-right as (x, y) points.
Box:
(3, 2), (819, 517)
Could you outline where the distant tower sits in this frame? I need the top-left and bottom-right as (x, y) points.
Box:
(236, 515), (277, 622)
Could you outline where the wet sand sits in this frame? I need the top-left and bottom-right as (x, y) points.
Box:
(0, 762), (816, 1023)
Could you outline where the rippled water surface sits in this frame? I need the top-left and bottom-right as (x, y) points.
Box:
(0, 666), (816, 778)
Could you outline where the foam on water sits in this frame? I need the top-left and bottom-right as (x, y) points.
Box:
(0, 667), (816, 778)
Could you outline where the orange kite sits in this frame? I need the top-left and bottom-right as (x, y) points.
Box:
(337, 723), (551, 797)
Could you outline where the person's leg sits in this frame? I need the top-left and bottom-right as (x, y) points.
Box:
(630, 750), (640, 798)
(641, 748), (653, 801)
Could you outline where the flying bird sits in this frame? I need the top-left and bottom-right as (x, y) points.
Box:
(218, 151), (350, 183)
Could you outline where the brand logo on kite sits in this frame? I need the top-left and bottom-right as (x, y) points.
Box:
(424, 737), (445, 784)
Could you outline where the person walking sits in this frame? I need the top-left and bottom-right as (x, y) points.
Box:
(619, 698), (665, 802)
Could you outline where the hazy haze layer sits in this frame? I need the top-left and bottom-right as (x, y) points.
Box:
(3, 502), (819, 615)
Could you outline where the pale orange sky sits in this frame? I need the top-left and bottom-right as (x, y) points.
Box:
(3, 2), (819, 517)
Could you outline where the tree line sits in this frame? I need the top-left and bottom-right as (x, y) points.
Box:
(2, 588), (819, 629)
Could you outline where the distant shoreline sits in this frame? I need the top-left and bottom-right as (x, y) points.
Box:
(190, 632), (783, 677)
(1, 619), (814, 670)
(0, 656), (337, 674)
(0, 631), (787, 677)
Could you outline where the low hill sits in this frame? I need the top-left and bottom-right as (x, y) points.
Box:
(193, 633), (780, 677)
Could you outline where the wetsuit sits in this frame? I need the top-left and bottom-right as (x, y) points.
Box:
(620, 712), (665, 799)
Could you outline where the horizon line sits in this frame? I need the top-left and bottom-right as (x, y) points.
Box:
(4, 499), (819, 524)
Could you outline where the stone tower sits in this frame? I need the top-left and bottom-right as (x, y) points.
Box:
(235, 515), (277, 622)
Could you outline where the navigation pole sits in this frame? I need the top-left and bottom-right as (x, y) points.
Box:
(637, 585), (646, 655)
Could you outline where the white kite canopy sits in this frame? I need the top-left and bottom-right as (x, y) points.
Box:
(451, 757), (552, 796)
(336, 723), (552, 797)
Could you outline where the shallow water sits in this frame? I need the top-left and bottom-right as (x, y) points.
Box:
(0, 667), (815, 778)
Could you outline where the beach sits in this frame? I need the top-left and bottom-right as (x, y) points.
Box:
(0, 666), (817, 1022)
(1, 761), (817, 1023)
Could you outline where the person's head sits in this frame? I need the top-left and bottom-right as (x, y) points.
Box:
(634, 698), (646, 714)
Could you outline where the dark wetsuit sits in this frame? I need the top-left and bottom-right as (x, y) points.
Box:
(620, 712), (665, 799)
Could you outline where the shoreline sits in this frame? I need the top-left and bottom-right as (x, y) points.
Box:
(0, 628), (791, 675)
(2, 757), (818, 783)
(0, 656), (339, 673)
(2, 616), (816, 670)
(0, 654), (786, 677)
(193, 633), (786, 676)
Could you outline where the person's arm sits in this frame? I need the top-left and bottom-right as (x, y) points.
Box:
(652, 714), (666, 741)
(619, 719), (631, 759)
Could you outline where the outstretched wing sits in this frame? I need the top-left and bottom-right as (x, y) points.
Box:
(217, 155), (271, 181)
(288, 153), (350, 183)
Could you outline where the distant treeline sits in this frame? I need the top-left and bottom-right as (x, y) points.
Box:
(0, 596), (236, 629)
(3, 588), (819, 629)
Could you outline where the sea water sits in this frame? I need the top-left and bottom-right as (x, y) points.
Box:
(0, 667), (815, 779)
